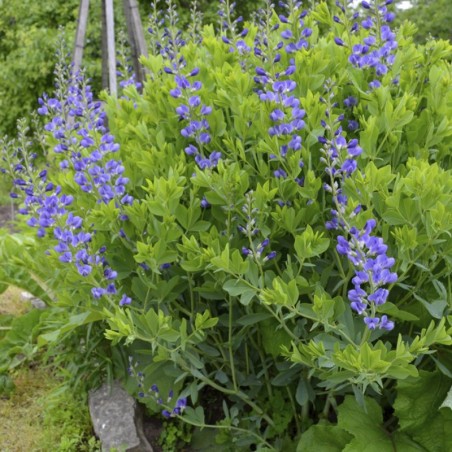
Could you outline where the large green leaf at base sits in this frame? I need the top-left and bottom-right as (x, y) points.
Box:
(296, 423), (352, 452)
(394, 371), (452, 452)
(297, 396), (422, 452)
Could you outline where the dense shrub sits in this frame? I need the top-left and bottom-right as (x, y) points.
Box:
(1, 0), (452, 450)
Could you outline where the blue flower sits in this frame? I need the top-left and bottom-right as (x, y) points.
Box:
(341, 0), (398, 90)
(119, 294), (132, 306)
(320, 85), (396, 331)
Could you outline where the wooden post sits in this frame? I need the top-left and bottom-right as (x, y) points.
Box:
(76, 0), (148, 95)
(122, 0), (138, 82)
(123, 0), (149, 88)
(73, 0), (90, 74)
(101, 0), (109, 90)
(104, 0), (117, 96)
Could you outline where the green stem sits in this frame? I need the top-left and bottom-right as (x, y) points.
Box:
(228, 295), (238, 392)
(286, 385), (301, 435)
(301, 400), (309, 424)
(250, 334), (273, 400)
(322, 393), (332, 419)
(179, 415), (277, 451)
(183, 370), (275, 427)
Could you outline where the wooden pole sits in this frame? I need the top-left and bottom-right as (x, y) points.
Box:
(122, 0), (137, 79)
(122, 0), (138, 82)
(101, 0), (109, 90)
(123, 0), (149, 88)
(104, 0), (117, 96)
(73, 0), (90, 73)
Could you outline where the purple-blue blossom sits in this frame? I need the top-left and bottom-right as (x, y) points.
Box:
(319, 87), (396, 331)
(127, 359), (189, 419)
(343, 0), (398, 89)
(3, 63), (134, 309)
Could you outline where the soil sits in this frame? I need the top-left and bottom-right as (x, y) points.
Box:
(142, 415), (164, 451)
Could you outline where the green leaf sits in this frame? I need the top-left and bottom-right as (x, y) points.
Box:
(183, 406), (205, 425)
(381, 208), (406, 225)
(394, 371), (452, 452)
(38, 310), (103, 346)
(223, 279), (254, 297)
(236, 312), (273, 326)
(295, 225), (330, 259)
(194, 311), (218, 330)
(440, 385), (452, 410)
(223, 279), (257, 306)
(413, 293), (447, 319)
(297, 424), (352, 452)
(337, 396), (395, 452)
(378, 302), (419, 321)
(261, 318), (291, 358)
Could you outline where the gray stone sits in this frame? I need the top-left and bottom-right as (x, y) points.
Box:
(31, 298), (47, 309)
(20, 291), (47, 309)
(89, 381), (153, 452)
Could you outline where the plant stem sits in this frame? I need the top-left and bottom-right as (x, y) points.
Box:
(227, 294), (238, 392)
(179, 415), (277, 451)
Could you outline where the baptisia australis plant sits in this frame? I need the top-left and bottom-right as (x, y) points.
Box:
(218, 0), (251, 65)
(1, 45), (133, 308)
(156, 0), (221, 169)
(319, 82), (396, 331)
(253, 1), (311, 194)
(334, 0), (398, 89)
(4, 1), (452, 450)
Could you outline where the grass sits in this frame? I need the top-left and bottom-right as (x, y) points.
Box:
(0, 285), (101, 451)
(0, 286), (31, 317)
(0, 367), (53, 451)
(0, 366), (100, 452)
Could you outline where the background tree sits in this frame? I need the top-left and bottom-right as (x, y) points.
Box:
(0, 0), (261, 137)
(396, 0), (452, 43)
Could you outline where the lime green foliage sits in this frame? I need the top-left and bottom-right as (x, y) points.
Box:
(159, 419), (192, 452)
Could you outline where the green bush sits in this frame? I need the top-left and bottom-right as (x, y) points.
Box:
(1, 0), (452, 450)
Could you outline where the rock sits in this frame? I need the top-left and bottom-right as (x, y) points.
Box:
(30, 298), (47, 309)
(89, 381), (153, 452)
(20, 291), (46, 309)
